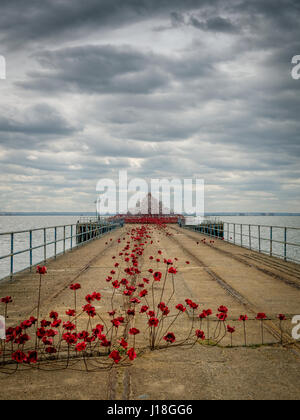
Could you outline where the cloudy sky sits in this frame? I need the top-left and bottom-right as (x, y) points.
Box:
(0, 0), (299, 213)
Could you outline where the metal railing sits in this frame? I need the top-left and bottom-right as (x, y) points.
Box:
(184, 222), (300, 264)
(0, 222), (121, 281)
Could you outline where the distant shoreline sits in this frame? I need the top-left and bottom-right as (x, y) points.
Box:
(1, 212), (300, 217)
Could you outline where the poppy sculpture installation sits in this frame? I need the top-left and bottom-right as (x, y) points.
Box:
(0, 225), (290, 374)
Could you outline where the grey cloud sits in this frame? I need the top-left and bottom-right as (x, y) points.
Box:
(0, 104), (78, 138)
(189, 15), (238, 33)
(17, 45), (170, 94)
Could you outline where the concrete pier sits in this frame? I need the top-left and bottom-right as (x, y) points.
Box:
(0, 224), (299, 400)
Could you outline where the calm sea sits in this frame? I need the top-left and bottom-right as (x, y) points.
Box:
(0, 215), (300, 281)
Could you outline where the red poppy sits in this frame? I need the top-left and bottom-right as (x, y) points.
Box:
(1, 296), (12, 304)
(76, 342), (87, 352)
(20, 319), (33, 329)
(63, 321), (76, 331)
(239, 315), (248, 321)
(51, 319), (61, 328)
(40, 320), (51, 327)
(12, 350), (27, 363)
(195, 330), (205, 340)
(140, 305), (149, 313)
(78, 330), (89, 340)
(148, 317), (159, 327)
(130, 297), (141, 304)
(176, 304), (186, 312)
(163, 332), (176, 343)
(49, 311), (58, 320)
(153, 271), (162, 281)
(70, 283), (81, 290)
(168, 267), (177, 274)
(36, 265), (47, 275)
(158, 302), (166, 311)
(112, 280), (120, 289)
(92, 292), (101, 301)
(118, 338), (128, 349)
(256, 313), (267, 320)
(108, 310), (116, 317)
(45, 346), (57, 354)
(36, 327), (46, 338)
(217, 313), (228, 321)
(111, 318), (121, 328)
(278, 314), (286, 321)
(66, 309), (76, 317)
(42, 336), (53, 346)
(46, 329), (57, 338)
(127, 347), (137, 361)
(62, 333), (77, 345)
(27, 351), (38, 364)
(109, 350), (121, 364)
(82, 304), (96, 317)
(129, 327), (140, 335)
(227, 325), (235, 334)
(218, 305), (228, 314)
(127, 309), (135, 316)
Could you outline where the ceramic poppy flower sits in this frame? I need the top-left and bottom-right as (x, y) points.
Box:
(127, 347), (137, 361)
(176, 304), (186, 312)
(12, 350), (27, 363)
(168, 267), (177, 274)
(163, 332), (176, 343)
(40, 320), (51, 327)
(27, 351), (38, 364)
(45, 346), (57, 354)
(49, 311), (58, 320)
(148, 317), (159, 327)
(109, 350), (121, 364)
(217, 313), (228, 321)
(227, 325), (235, 334)
(278, 314), (286, 321)
(256, 313), (267, 320)
(1, 296), (12, 304)
(51, 319), (61, 328)
(70, 283), (81, 290)
(111, 318), (121, 328)
(63, 321), (76, 331)
(36, 266), (47, 275)
(239, 315), (248, 321)
(127, 309), (135, 316)
(130, 297), (141, 304)
(139, 289), (148, 298)
(20, 319), (33, 329)
(118, 338), (128, 349)
(218, 305), (228, 314)
(195, 330), (205, 340)
(76, 342), (87, 352)
(62, 333), (77, 345)
(92, 292), (101, 301)
(153, 271), (162, 281)
(66, 309), (76, 317)
(129, 327), (140, 335)
(82, 304), (96, 317)
(140, 305), (149, 313)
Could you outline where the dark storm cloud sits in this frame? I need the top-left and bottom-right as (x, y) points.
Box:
(0, 0), (216, 49)
(18, 45), (170, 94)
(0, 104), (79, 151)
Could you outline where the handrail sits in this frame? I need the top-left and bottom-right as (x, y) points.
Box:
(0, 222), (121, 281)
(183, 222), (300, 264)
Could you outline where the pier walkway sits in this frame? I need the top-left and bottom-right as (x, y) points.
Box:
(0, 224), (299, 400)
